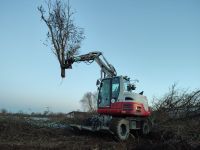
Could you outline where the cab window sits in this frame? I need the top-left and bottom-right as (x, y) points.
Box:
(112, 77), (120, 100)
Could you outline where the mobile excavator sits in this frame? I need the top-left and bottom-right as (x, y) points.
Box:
(63, 51), (152, 140)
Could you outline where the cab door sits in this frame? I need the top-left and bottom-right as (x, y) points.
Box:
(109, 77), (122, 115)
(98, 78), (111, 108)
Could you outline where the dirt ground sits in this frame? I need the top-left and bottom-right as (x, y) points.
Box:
(0, 115), (199, 150)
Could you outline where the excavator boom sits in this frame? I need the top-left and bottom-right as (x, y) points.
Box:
(64, 51), (117, 79)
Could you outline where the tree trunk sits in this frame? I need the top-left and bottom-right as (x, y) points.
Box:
(61, 68), (65, 78)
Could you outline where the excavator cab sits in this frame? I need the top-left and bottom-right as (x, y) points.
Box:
(97, 76), (151, 117)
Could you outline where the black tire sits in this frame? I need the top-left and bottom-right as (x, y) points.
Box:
(110, 118), (130, 141)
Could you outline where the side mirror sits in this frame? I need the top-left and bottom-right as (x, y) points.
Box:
(127, 84), (131, 91)
(127, 84), (136, 91)
(131, 84), (136, 90)
(96, 79), (100, 86)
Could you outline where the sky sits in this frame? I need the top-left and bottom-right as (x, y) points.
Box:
(0, 0), (200, 113)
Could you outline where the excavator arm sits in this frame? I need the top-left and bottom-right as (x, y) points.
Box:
(64, 51), (117, 79)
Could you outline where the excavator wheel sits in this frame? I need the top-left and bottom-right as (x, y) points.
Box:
(110, 118), (130, 141)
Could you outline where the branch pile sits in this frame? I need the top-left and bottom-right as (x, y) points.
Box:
(152, 84), (200, 146)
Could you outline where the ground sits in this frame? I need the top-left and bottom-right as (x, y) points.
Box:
(0, 114), (199, 150)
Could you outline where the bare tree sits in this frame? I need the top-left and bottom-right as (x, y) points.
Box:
(38, 0), (84, 78)
(0, 108), (7, 115)
(153, 83), (200, 120)
(80, 92), (97, 112)
(152, 84), (200, 144)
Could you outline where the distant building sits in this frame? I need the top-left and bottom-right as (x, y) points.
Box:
(66, 111), (92, 119)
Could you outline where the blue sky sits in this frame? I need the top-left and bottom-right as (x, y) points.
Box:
(0, 0), (199, 113)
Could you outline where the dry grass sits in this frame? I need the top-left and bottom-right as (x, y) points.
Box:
(0, 113), (199, 150)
